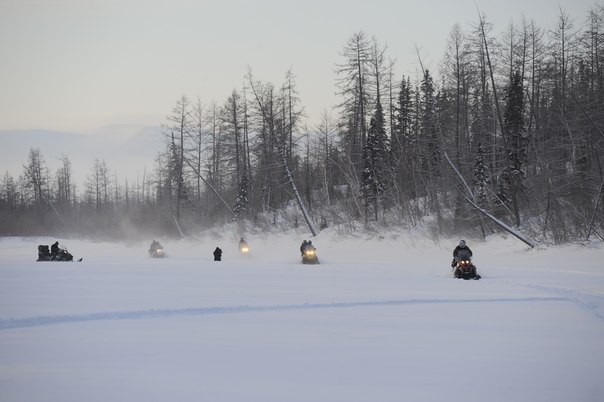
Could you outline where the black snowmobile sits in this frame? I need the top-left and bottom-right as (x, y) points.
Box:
(149, 246), (165, 258)
(37, 244), (77, 262)
(452, 249), (480, 280)
(302, 245), (320, 265)
(147, 240), (165, 258)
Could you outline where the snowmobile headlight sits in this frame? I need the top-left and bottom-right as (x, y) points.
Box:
(306, 249), (315, 256)
(241, 246), (249, 253)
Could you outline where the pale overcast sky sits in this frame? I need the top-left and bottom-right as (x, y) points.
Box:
(0, 0), (599, 132)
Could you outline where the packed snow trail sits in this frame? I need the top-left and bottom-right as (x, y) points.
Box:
(0, 296), (567, 330)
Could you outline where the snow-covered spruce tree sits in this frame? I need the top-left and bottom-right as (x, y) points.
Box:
(391, 76), (417, 201)
(421, 71), (440, 178)
(22, 148), (50, 212)
(442, 23), (472, 167)
(418, 69), (442, 212)
(469, 86), (496, 171)
(21, 147), (52, 231)
(84, 159), (111, 212)
(246, 72), (279, 213)
(282, 69), (304, 166)
(314, 110), (338, 206)
(233, 170), (249, 220)
(220, 90), (245, 190)
(360, 100), (389, 223)
(190, 98), (208, 207)
(0, 173), (20, 235)
(473, 142), (490, 207)
(335, 31), (373, 175)
(163, 95), (192, 221)
(55, 155), (73, 207)
(166, 130), (190, 227)
(1, 173), (18, 212)
(503, 69), (527, 227)
(247, 70), (317, 235)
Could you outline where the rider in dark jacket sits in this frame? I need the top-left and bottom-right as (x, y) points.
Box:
(51, 241), (60, 257)
(150, 240), (162, 252)
(239, 237), (248, 251)
(214, 247), (223, 261)
(451, 240), (472, 267)
(300, 240), (308, 256)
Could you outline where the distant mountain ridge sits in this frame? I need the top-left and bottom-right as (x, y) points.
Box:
(0, 125), (164, 186)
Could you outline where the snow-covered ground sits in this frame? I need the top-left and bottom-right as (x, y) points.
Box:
(1, 231), (603, 402)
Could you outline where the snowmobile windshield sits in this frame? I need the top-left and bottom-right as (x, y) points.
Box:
(456, 249), (472, 260)
(304, 246), (316, 254)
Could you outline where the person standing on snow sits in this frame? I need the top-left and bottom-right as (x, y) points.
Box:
(213, 247), (223, 261)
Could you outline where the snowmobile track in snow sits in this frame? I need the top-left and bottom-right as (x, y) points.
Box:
(0, 296), (566, 330)
(520, 283), (604, 322)
(488, 277), (604, 323)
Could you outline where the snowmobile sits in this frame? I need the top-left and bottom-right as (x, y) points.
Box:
(149, 246), (165, 258)
(239, 241), (250, 254)
(452, 249), (480, 280)
(302, 245), (320, 265)
(37, 244), (76, 262)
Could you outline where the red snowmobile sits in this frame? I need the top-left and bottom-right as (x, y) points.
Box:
(452, 249), (480, 280)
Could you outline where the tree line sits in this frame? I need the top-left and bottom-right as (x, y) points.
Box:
(1, 6), (603, 243)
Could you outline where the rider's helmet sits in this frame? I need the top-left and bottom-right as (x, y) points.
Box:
(308, 240), (312, 245)
(459, 240), (466, 248)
